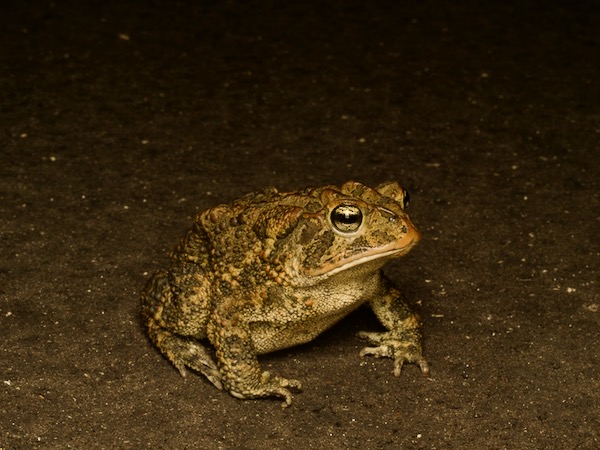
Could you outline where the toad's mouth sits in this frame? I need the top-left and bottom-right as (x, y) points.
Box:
(303, 238), (419, 278)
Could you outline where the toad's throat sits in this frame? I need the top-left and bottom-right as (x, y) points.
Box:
(303, 239), (418, 278)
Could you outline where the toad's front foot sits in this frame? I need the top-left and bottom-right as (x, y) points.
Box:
(228, 371), (303, 408)
(358, 330), (429, 377)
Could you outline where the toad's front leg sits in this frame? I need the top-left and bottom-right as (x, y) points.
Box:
(207, 308), (302, 407)
(359, 277), (429, 376)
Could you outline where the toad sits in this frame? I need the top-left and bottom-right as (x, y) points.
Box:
(141, 181), (428, 406)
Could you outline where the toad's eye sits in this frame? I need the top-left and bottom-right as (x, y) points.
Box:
(403, 189), (410, 209)
(331, 204), (363, 233)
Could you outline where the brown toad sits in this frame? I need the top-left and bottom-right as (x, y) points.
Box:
(141, 180), (429, 406)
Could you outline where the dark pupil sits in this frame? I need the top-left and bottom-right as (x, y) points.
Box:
(332, 205), (362, 232)
(337, 210), (357, 223)
(403, 190), (410, 209)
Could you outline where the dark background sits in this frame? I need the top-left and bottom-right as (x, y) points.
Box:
(1, 1), (598, 448)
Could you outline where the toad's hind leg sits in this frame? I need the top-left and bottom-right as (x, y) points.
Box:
(141, 271), (223, 390)
(146, 319), (224, 390)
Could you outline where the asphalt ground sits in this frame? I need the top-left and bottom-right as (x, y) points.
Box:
(1, 1), (599, 448)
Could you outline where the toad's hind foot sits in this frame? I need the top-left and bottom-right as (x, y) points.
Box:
(147, 322), (223, 390)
